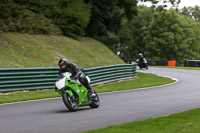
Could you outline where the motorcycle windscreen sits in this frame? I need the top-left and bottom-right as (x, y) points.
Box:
(55, 77), (67, 90)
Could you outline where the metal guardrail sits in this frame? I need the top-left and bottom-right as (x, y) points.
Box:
(184, 60), (200, 67)
(0, 64), (136, 92)
(84, 64), (136, 86)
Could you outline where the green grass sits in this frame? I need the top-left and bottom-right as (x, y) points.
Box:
(0, 72), (174, 104)
(0, 33), (124, 68)
(94, 72), (174, 93)
(0, 89), (60, 104)
(150, 66), (200, 70)
(84, 108), (200, 133)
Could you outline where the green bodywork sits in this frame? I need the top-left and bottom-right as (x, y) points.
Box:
(55, 73), (92, 106)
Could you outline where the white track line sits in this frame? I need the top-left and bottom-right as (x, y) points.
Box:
(0, 75), (179, 106)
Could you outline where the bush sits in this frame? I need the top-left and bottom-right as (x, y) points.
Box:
(0, 3), (61, 35)
(10, 0), (91, 38)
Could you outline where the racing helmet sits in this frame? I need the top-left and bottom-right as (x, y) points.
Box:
(138, 53), (144, 59)
(58, 58), (68, 69)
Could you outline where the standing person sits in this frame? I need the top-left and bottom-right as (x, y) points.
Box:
(58, 58), (96, 98)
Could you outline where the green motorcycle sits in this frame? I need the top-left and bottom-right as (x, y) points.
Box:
(54, 72), (100, 111)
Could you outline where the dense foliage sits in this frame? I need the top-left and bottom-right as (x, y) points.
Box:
(144, 9), (200, 63)
(179, 5), (200, 22)
(117, 6), (200, 64)
(0, 3), (61, 34)
(0, 0), (91, 37)
(116, 6), (155, 59)
(85, 0), (137, 44)
(0, 0), (179, 37)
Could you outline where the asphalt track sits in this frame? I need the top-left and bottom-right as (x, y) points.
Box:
(0, 67), (200, 133)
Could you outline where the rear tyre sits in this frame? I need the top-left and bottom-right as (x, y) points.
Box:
(62, 92), (78, 112)
(138, 64), (142, 70)
(89, 91), (100, 108)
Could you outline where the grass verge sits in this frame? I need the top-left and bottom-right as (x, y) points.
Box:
(0, 72), (174, 104)
(84, 108), (200, 133)
(150, 66), (200, 70)
(94, 72), (174, 93)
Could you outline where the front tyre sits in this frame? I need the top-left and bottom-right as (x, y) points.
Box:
(62, 92), (78, 112)
(89, 91), (100, 108)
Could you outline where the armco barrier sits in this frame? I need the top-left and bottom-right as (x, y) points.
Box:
(184, 60), (200, 67)
(0, 64), (136, 92)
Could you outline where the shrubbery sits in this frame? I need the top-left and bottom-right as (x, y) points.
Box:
(0, 3), (61, 35)
(0, 0), (91, 37)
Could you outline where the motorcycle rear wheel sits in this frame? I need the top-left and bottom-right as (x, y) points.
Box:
(62, 92), (78, 112)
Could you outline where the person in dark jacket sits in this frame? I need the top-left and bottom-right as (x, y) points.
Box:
(58, 58), (96, 98)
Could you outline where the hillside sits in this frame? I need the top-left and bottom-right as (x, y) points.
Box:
(0, 33), (124, 68)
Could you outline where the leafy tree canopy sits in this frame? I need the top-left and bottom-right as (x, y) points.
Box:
(179, 5), (200, 22)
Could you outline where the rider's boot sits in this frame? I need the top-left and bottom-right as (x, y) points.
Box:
(87, 86), (96, 98)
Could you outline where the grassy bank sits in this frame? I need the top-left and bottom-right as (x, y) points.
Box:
(0, 72), (174, 104)
(0, 33), (124, 68)
(84, 108), (200, 133)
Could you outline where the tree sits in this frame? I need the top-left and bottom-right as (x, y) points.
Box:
(0, 2), (61, 34)
(117, 6), (200, 64)
(117, 6), (154, 59)
(85, 0), (138, 47)
(86, 0), (182, 54)
(143, 9), (200, 63)
(13, 0), (91, 37)
(139, 0), (181, 9)
(179, 5), (200, 22)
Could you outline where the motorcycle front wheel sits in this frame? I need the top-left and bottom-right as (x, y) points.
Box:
(89, 91), (100, 108)
(62, 92), (78, 112)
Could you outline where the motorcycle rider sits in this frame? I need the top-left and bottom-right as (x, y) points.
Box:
(138, 53), (145, 61)
(136, 53), (148, 69)
(58, 58), (96, 98)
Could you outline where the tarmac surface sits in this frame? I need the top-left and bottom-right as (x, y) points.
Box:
(0, 67), (200, 133)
